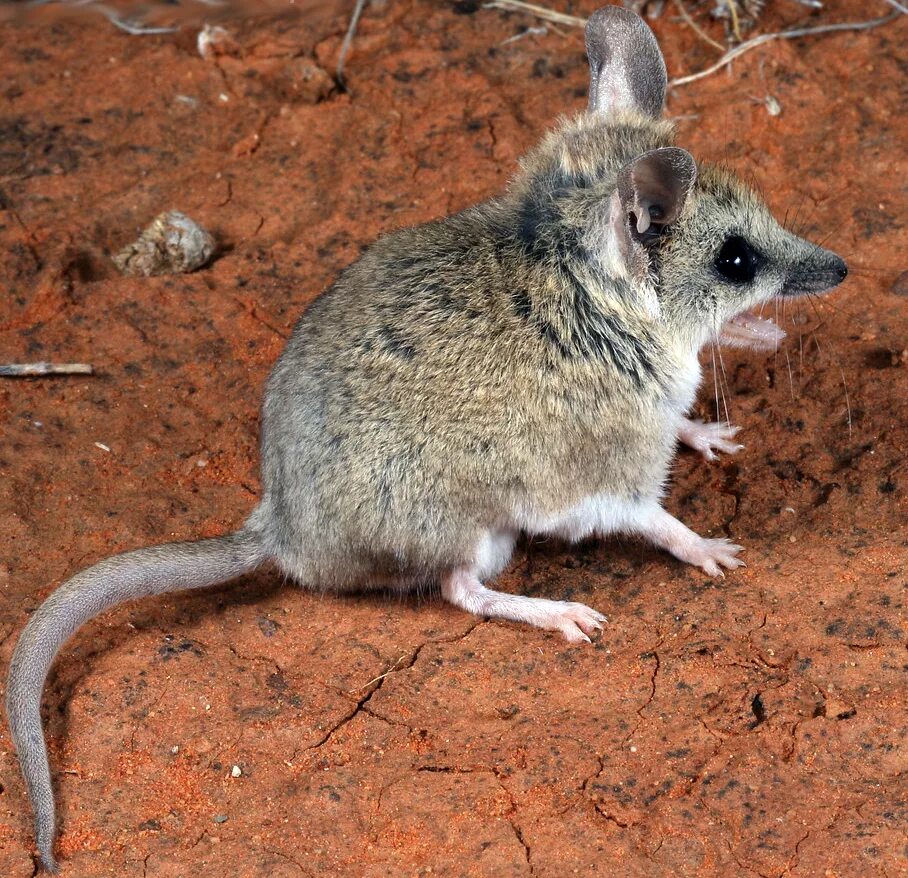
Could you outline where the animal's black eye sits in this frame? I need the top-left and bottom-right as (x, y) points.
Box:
(714, 236), (760, 283)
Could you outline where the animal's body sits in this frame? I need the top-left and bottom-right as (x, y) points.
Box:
(6, 7), (846, 872)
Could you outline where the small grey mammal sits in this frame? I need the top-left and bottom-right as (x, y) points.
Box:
(7, 6), (847, 872)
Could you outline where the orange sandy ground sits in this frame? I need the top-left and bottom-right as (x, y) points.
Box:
(0, 1), (906, 875)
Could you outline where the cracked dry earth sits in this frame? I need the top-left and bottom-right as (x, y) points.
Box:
(0, 1), (906, 876)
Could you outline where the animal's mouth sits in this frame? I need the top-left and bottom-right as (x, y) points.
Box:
(718, 311), (786, 352)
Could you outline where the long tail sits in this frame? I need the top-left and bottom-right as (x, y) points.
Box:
(5, 527), (267, 873)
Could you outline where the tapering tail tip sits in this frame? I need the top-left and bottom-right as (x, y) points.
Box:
(36, 816), (59, 872)
(39, 848), (59, 874)
(7, 526), (267, 874)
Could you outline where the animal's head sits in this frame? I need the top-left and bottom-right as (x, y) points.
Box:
(518, 6), (847, 351)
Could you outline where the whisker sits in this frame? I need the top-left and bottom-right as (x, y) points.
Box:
(810, 329), (853, 439)
(804, 293), (831, 333)
(804, 297), (853, 438)
(710, 345), (722, 425)
(846, 263), (899, 274)
(783, 347), (795, 400)
(773, 296), (780, 377)
(800, 295), (858, 320)
(839, 363), (853, 438)
(716, 345), (732, 426)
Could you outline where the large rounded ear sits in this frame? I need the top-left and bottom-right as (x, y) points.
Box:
(617, 147), (697, 235)
(585, 6), (667, 118)
(604, 148), (697, 286)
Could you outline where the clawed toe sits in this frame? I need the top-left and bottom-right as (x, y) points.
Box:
(695, 538), (745, 577)
(680, 420), (745, 462)
(554, 602), (607, 643)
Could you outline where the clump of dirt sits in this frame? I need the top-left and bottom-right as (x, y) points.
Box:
(0, 2), (905, 876)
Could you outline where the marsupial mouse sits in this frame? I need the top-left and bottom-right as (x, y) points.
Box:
(7, 6), (847, 871)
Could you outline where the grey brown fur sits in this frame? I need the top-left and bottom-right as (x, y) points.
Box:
(6, 6), (846, 872)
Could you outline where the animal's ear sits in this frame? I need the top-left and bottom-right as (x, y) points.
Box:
(616, 147), (697, 236)
(585, 6), (667, 118)
(603, 147), (696, 286)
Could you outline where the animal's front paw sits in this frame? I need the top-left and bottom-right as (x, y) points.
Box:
(543, 601), (607, 644)
(687, 537), (745, 578)
(679, 419), (743, 462)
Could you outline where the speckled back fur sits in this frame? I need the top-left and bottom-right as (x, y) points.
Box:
(254, 110), (694, 589)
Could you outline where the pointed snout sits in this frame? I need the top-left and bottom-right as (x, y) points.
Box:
(827, 254), (848, 284)
(782, 248), (848, 297)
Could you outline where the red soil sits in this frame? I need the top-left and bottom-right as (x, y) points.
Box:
(0, 1), (905, 875)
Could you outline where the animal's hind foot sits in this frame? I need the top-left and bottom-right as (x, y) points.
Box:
(442, 569), (606, 643)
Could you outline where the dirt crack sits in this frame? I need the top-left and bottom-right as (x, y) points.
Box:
(405, 760), (532, 873)
(294, 622), (482, 759)
(776, 829), (811, 877)
(262, 846), (309, 875)
(593, 807), (630, 829)
(227, 643), (286, 678)
(637, 648), (661, 720)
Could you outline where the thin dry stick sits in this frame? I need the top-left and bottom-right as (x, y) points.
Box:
(350, 652), (409, 692)
(483, 0), (586, 29)
(670, 12), (900, 88)
(501, 25), (548, 45)
(724, 0), (743, 43)
(0, 363), (94, 377)
(674, 0), (726, 51)
(337, 0), (369, 88)
(93, 4), (180, 35)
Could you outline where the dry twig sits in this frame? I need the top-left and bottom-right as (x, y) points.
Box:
(482, 0), (585, 29)
(669, 12), (901, 88)
(724, 0), (743, 42)
(481, 1), (903, 92)
(501, 25), (548, 44)
(350, 652), (409, 692)
(337, 0), (369, 88)
(0, 363), (94, 377)
(674, 0), (726, 51)
(93, 4), (179, 35)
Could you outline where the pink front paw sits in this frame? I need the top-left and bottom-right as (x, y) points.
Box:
(545, 602), (608, 643)
(679, 420), (743, 462)
(690, 537), (745, 577)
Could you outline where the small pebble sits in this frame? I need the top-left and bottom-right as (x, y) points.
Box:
(213, 814), (229, 824)
(197, 24), (237, 60)
(171, 745), (180, 755)
(231, 765), (242, 778)
(114, 211), (215, 277)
